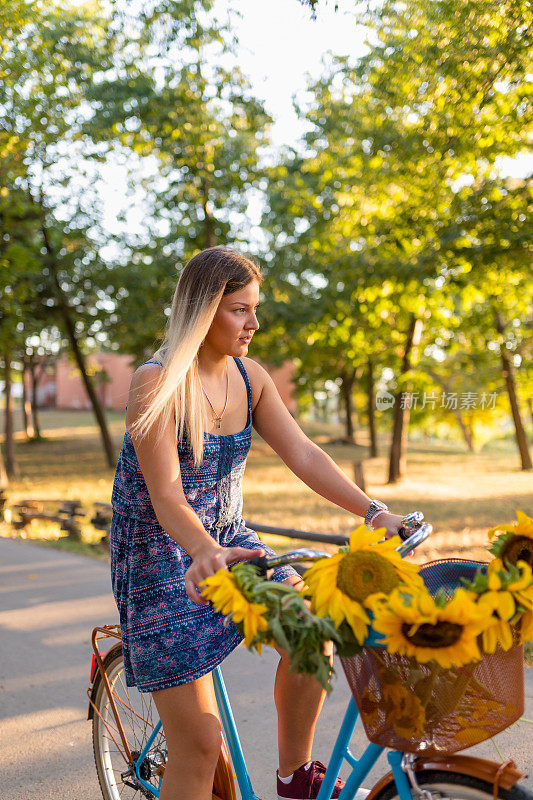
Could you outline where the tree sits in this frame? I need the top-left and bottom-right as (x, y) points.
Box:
(438, 179), (533, 467)
(0, 0), (118, 466)
(349, 0), (533, 468)
(79, 0), (273, 361)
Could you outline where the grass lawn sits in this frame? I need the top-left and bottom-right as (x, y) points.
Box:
(1, 408), (532, 563)
(1, 407), (532, 664)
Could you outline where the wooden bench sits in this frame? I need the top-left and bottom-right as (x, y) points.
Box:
(90, 502), (113, 545)
(11, 499), (85, 540)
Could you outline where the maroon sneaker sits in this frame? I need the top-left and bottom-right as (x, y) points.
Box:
(277, 760), (345, 800)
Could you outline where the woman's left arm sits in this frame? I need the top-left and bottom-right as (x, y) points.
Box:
(249, 361), (405, 539)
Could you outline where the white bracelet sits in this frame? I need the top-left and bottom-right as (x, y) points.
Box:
(369, 509), (388, 526)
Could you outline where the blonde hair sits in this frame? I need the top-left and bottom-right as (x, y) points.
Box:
(130, 247), (262, 467)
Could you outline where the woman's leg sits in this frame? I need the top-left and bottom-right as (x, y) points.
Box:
(151, 671), (222, 800)
(274, 575), (334, 777)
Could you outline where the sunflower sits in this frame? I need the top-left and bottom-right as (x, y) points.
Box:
(507, 563), (533, 645)
(455, 723), (491, 746)
(464, 556), (533, 649)
(359, 686), (382, 729)
(372, 586), (487, 668)
(488, 510), (533, 569)
(231, 599), (269, 651)
(519, 610), (533, 642)
(359, 674), (426, 737)
(508, 563), (533, 614)
(474, 559), (516, 653)
(303, 524), (423, 644)
(382, 682), (426, 739)
(200, 569), (269, 651)
(477, 591), (514, 653)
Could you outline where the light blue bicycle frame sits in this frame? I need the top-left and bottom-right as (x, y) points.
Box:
(131, 643), (413, 800)
(129, 519), (432, 797)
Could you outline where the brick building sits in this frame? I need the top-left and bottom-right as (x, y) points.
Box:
(32, 352), (297, 414)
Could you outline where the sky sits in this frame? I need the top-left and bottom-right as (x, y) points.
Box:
(224, 0), (368, 146)
(99, 0), (532, 236)
(100, 0), (370, 235)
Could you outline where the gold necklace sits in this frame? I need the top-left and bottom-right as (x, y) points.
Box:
(200, 360), (229, 430)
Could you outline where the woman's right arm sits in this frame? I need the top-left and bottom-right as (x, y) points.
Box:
(126, 365), (263, 603)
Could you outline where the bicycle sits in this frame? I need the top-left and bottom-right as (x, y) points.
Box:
(87, 522), (532, 800)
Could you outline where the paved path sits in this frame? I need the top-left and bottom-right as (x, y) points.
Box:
(0, 537), (531, 799)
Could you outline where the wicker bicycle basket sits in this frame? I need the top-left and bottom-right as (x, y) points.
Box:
(340, 559), (525, 756)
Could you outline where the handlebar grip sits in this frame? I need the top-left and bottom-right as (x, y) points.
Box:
(398, 511), (424, 541)
(247, 555), (269, 575)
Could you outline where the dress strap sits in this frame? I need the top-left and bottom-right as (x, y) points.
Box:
(139, 359), (163, 367)
(233, 356), (252, 426)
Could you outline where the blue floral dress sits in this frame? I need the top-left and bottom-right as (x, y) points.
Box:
(110, 356), (297, 693)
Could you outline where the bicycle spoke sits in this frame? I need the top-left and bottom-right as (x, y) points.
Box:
(115, 674), (140, 751)
(93, 650), (163, 799)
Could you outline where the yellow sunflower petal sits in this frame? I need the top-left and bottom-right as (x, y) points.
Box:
(487, 569), (502, 591)
(488, 523), (515, 539)
(516, 585), (533, 611)
(520, 610), (533, 641)
(341, 596), (370, 643)
(349, 524), (382, 550)
(508, 561), (533, 591)
(515, 511), (533, 538)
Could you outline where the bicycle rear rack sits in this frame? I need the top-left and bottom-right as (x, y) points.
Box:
(87, 625), (136, 767)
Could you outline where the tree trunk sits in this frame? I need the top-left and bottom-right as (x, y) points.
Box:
(3, 352), (19, 478)
(461, 419), (475, 452)
(339, 370), (355, 442)
(21, 357), (35, 439)
(494, 311), (532, 470)
(29, 357), (42, 439)
(201, 178), (216, 249)
(425, 369), (474, 452)
(388, 317), (424, 483)
(367, 357), (377, 457)
(336, 392), (343, 425)
(353, 460), (366, 492)
(40, 221), (116, 468)
(0, 447), (7, 489)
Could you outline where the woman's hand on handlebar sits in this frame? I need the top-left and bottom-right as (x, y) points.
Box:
(184, 543), (265, 605)
(371, 512), (406, 539)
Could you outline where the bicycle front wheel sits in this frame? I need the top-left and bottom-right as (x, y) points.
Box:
(92, 644), (166, 799)
(373, 770), (533, 800)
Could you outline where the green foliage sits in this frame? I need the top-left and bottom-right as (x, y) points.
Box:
(232, 562), (340, 691)
(261, 0), (531, 450)
(1, 0), (530, 458)
(78, 0), (273, 358)
(0, 0), (273, 364)
(0, 0), (117, 364)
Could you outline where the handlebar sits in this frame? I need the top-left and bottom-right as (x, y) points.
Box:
(397, 510), (424, 541)
(248, 517), (433, 575)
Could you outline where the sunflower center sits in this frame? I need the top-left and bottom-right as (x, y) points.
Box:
(500, 535), (533, 568)
(336, 551), (399, 603)
(402, 621), (463, 648)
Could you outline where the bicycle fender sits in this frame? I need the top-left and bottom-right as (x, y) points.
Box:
(364, 755), (527, 800)
(87, 642), (122, 720)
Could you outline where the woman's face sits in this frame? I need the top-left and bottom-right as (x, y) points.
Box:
(203, 280), (260, 357)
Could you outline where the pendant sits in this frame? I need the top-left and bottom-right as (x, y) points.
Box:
(215, 418), (221, 429)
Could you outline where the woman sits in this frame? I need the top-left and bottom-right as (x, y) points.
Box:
(110, 246), (406, 800)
